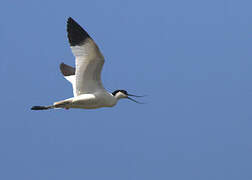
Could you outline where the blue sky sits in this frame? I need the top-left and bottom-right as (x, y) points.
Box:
(0, 0), (252, 179)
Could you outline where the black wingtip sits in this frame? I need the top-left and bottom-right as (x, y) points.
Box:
(67, 17), (90, 46)
(31, 106), (50, 110)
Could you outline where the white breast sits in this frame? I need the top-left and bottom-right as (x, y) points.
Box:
(68, 92), (117, 109)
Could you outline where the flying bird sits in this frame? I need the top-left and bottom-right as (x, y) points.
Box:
(31, 17), (144, 110)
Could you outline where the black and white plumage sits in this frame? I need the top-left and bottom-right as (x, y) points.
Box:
(31, 17), (143, 110)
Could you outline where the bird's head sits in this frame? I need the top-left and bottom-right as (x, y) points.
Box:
(112, 90), (145, 104)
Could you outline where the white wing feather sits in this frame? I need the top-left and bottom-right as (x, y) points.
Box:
(71, 39), (105, 95)
(60, 63), (77, 96)
(65, 17), (106, 96)
(64, 75), (77, 97)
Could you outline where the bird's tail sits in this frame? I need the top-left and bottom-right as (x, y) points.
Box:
(31, 99), (72, 110)
(31, 105), (54, 110)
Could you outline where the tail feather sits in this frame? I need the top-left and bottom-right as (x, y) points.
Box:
(31, 106), (53, 110)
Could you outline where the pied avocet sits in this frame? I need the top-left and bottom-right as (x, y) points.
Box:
(31, 17), (144, 110)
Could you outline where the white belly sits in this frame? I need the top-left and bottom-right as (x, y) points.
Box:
(54, 93), (117, 109)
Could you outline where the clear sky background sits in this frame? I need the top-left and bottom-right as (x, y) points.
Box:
(0, 0), (251, 179)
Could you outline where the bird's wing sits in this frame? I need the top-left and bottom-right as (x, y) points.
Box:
(60, 63), (75, 76)
(60, 63), (77, 97)
(67, 17), (105, 96)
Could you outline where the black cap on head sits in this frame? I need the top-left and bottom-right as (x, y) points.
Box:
(112, 90), (128, 96)
(112, 90), (145, 104)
